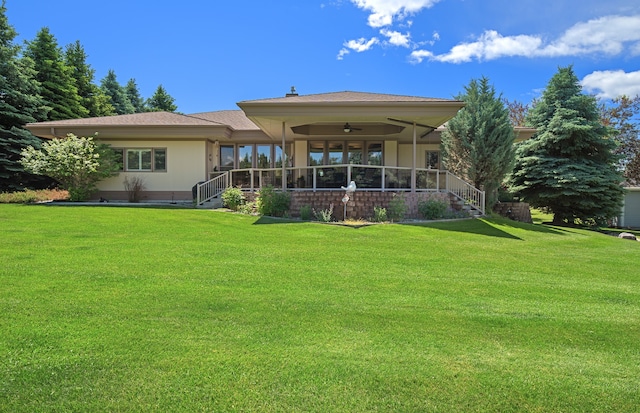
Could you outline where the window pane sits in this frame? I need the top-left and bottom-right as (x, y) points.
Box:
(328, 142), (343, 165)
(426, 151), (440, 169)
(256, 145), (271, 168)
(348, 142), (363, 164)
(309, 142), (324, 166)
(154, 149), (166, 171)
(127, 150), (140, 170)
(220, 146), (235, 170)
(238, 145), (252, 168)
(367, 143), (382, 166)
(141, 150), (152, 170)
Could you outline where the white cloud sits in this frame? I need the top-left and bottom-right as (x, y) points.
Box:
(380, 29), (411, 47)
(409, 49), (434, 64)
(337, 48), (350, 60)
(351, 0), (441, 28)
(344, 37), (380, 52)
(581, 70), (640, 99)
(413, 14), (640, 63)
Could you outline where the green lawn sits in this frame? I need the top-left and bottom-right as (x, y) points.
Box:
(1, 204), (639, 412)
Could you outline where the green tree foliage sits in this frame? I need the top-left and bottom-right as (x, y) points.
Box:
(20, 134), (120, 201)
(508, 66), (625, 225)
(145, 84), (178, 112)
(441, 76), (515, 210)
(100, 69), (135, 115)
(125, 78), (145, 113)
(600, 95), (640, 185)
(24, 27), (88, 121)
(64, 40), (114, 117)
(0, 0), (51, 191)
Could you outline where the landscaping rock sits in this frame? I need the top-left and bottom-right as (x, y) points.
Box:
(618, 232), (637, 240)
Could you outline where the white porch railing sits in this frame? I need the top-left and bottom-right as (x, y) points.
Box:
(196, 172), (229, 205)
(196, 165), (485, 214)
(445, 171), (485, 215)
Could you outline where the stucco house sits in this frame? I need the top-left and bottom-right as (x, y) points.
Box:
(26, 90), (535, 218)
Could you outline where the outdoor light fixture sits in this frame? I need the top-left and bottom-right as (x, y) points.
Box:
(343, 123), (352, 133)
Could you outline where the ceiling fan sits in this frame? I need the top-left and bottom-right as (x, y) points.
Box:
(343, 123), (362, 133)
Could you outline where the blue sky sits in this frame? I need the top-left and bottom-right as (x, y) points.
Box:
(6, 0), (640, 114)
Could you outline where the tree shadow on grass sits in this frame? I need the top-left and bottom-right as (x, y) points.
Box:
(403, 217), (569, 240)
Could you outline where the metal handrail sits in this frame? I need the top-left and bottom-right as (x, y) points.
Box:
(196, 171), (229, 205)
(445, 172), (485, 215)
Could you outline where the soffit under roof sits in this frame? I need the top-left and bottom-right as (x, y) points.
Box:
(237, 91), (465, 141)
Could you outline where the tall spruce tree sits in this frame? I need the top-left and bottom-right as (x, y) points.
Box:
(100, 69), (135, 115)
(508, 66), (625, 225)
(125, 79), (145, 113)
(441, 76), (515, 210)
(24, 27), (87, 121)
(64, 40), (114, 117)
(145, 84), (177, 112)
(0, 0), (51, 191)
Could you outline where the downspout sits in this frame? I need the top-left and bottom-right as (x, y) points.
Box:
(411, 122), (417, 193)
(282, 121), (286, 191)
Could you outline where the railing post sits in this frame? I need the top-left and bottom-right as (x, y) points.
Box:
(347, 164), (352, 184)
(381, 166), (386, 192)
(313, 166), (317, 192)
(196, 184), (201, 205)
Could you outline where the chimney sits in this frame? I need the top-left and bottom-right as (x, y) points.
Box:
(286, 86), (298, 97)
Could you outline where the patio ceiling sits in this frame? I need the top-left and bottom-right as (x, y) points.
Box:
(237, 91), (465, 142)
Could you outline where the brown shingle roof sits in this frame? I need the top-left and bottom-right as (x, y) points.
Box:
(27, 111), (224, 127)
(189, 110), (259, 130)
(239, 91), (457, 104)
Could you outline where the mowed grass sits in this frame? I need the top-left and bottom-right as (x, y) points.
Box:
(1, 205), (639, 412)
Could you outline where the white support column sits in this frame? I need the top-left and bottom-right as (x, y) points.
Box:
(411, 122), (417, 192)
(282, 121), (286, 191)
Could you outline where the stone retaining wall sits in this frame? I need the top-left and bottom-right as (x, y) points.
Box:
(493, 202), (532, 223)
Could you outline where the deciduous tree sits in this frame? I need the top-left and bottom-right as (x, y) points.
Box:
(20, 134), (120, 201)
(599, 95), (640, 185)
(508, 66), (625, 225)
(441, 76), (515, 210)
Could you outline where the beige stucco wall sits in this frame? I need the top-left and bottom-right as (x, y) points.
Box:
(398, 143), (440, 168)
(99, 140), (207, 193)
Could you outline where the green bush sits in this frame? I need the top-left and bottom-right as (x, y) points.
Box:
(0, 189), (68, 204)
(387, 193), (407, 222)
(256, 186), (291, 217)
(313, 204), (334, 222)
(221, 187), (245, 211)
(418, 198), (449, 220)
(299, 205), (312, 220)
(373, 206), (387, 222)
(238, 201), (257, 215)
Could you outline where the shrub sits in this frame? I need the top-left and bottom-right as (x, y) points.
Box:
(418, 198), (449, 220)
(313, 204), (334, 222)
(373, 206), (387, 222)
(221, 187), (245, 211)
(299, 205), (312, 220)
(0, 189), (68, 204)
(256, 185), (290, 217)
(387, 193), (407, 222)
(123, 176), (146, 202)
(238, 201), (257, 215)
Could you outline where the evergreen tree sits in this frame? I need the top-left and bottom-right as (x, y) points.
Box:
(64, 40), (114, 117)
(441, 76), (515, 210)
(24, 27), (88, 121)
(125, 78), (145, 113)
(0, 0), (51, 191)
(100, 69), (134, 115)
(508, 66), (625, 225)
(145, 84), (177, 112)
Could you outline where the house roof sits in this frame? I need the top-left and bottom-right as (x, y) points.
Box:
(28, 111), (224, 127)
(239, 91), (455, 105)
(189, 110), (260, 130)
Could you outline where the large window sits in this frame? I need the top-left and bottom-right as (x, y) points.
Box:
(308, 141), (383, 166)
(119, 148), (166, 172)
(425, 151), (440, 169)
(220, 145), (235, 171)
